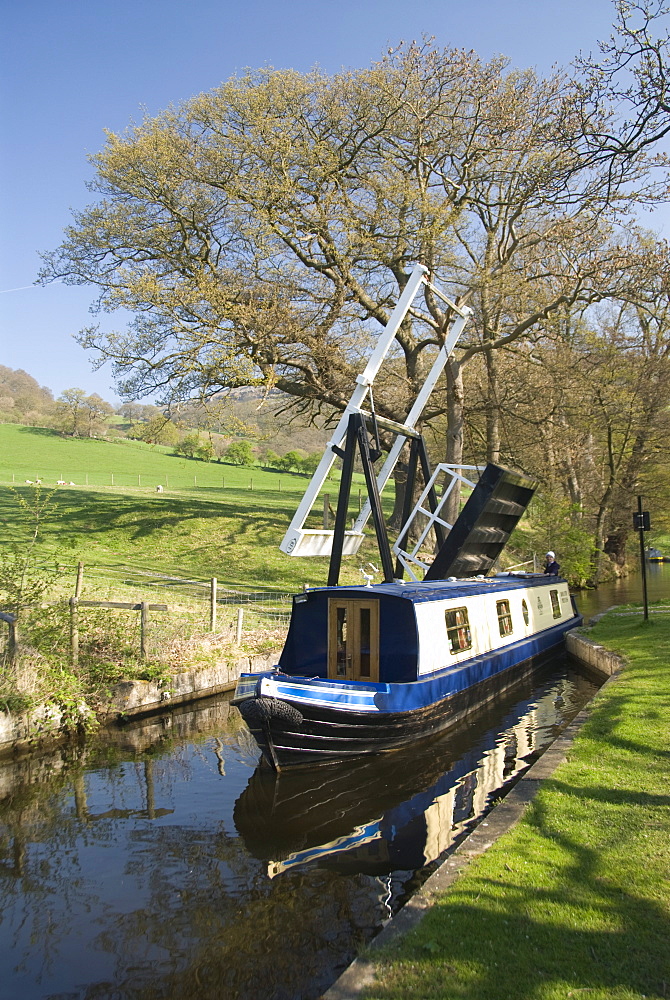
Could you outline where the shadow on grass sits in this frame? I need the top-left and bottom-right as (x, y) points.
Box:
(16, 426), (63, 438)
(579, 687), (670, 761)
(545, 777), (670, 809)
(0, 486), (296, 542)
(372, 814), (670, 999)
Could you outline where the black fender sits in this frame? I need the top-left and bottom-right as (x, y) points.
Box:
(239, 696), (303, 728)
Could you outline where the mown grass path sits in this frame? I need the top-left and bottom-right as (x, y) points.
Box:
(361, 609), (670, 1000)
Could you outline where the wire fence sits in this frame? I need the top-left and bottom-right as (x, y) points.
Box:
(1, 561), (293, 669)
(0, 600), (290, 669)
(53, 560), (295, 607)
(0, 470), (293, 492)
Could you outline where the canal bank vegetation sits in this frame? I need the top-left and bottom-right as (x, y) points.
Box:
(0, 480), (300, 722)
(0, 585), (289, 730)
(362, 607), (670, 1000)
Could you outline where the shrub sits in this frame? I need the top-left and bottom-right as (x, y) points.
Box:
(225, 440), (253, 466)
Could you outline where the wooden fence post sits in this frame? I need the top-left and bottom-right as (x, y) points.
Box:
(75, 561), (84, 599)
(210, 578), (217, 632)
(0, 612), (18, 668)
(72, 771), (89, 820)
(323, 494), (330, 529)
(69, 597), (79, 668)
(235, 608), (244, 645)
(8, 617), (17, 664)
(140, 601), (149, 659)
(144, 759), (156, 820)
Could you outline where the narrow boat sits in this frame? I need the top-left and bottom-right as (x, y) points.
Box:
(647, 547), (665, 562)
(232, 265), (581, 769)
(233, 568), (580, 768)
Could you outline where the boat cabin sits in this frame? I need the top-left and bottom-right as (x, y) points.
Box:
(279, 575), (575, 686)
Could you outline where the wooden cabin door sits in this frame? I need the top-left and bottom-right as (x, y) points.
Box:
(328, 599), (380, 682)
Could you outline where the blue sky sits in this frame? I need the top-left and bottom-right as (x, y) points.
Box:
(0, 0), (649, 403)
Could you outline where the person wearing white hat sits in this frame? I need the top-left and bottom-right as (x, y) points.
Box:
(543, 551), (560, 575)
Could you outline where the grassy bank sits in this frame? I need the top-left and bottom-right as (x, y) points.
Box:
(363, 608), (670, 1000)
(0, 425), (380, 717)
(0, 423), (382, 594)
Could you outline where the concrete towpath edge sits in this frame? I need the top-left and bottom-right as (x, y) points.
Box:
(321, 630), (623, 1000)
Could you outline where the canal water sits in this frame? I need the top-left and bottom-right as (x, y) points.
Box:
(575, 559), (670, 620)
(0, 657), (599, 1000)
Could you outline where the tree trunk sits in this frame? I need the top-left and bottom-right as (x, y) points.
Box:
(443, 360), (465, 526)
(485, 346), (501, 464)
(557, 414), (582, 517)
(388, 459), (409, 530)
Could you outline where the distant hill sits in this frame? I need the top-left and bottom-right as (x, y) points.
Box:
(0, 364), (332, 455)
(0, 365), (55, 423)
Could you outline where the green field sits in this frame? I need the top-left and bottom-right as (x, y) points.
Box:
(0, 423), (284, 491)
(0, 423), (380, 596)
(0, 423), (387, 713)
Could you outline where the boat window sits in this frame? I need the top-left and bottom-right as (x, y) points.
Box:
(550, 589), (561, 619)
(445, 607), (472, 654)
(522, 599), (529, 625)
(496, 599), (513, 637)
(335, 606), (348, 676)
(359, 607), (371, 677)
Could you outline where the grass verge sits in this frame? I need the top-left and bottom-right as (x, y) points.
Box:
(362, 607), (670, 1000)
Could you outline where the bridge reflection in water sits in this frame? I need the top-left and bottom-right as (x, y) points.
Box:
(0, 658), (598, 1000)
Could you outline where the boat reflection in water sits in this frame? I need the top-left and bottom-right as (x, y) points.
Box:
(234, 662), (598, 881)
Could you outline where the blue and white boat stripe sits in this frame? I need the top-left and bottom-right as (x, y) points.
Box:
(260, 676), (380, 710)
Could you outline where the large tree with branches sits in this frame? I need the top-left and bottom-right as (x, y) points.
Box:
(41, 40), (667, 532)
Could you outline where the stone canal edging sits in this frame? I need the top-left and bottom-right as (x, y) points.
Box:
(102, 650), (278, 717)
(322, 627), (626, 1000)
(0, 649), (280, 758)
(565, 627), (623, 680)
